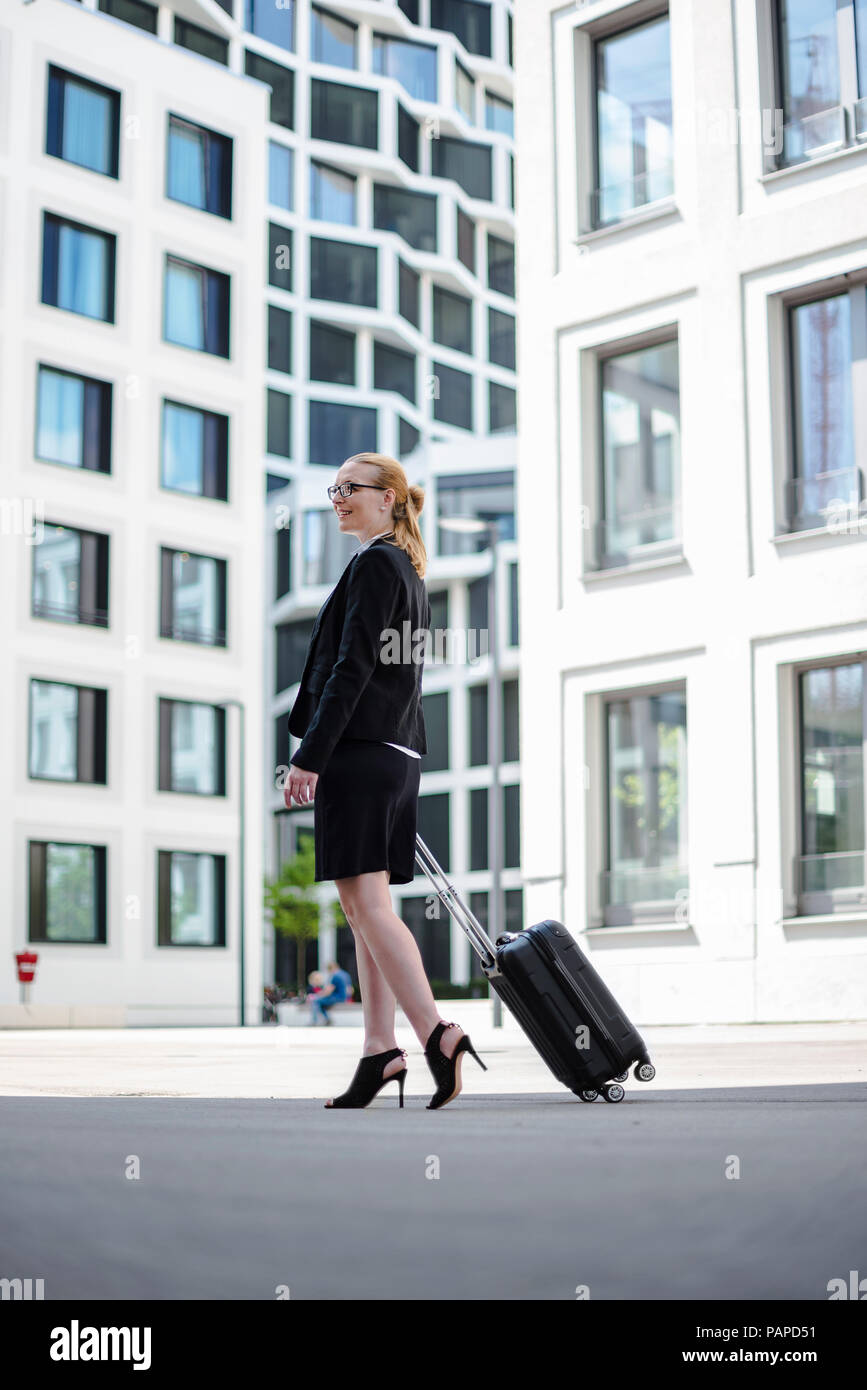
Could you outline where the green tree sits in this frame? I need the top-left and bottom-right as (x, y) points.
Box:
(264, 839), (322, 994)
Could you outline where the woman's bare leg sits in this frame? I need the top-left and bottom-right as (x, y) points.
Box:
(348, 924), (403, 1079)
(336, 869), (465, 1068)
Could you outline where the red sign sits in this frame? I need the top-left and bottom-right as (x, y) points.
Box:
(15, 951), (38, 984)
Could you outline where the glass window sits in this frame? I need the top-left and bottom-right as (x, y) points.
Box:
(594, 14), (673, 227)
(503, 783), (520, 868)
(268, 141), (294, 209)
(433, 286), (473, 353)
(468, 891), (490, 979)
(431, 135), (492, 200)
(36, 364), (112, 472)
(159, 549), (227, 646)
(310, 160), (356, 224)
(311, 6), (357, 68)
(488, 307), (515, 369)
(309, 399), (376, 466)
(599, 338), (680, 564)
(468, 684), (488, 766)
(484, 89), (512, 135)
(301, 510), (356, 586)
(604, 688), (687, 925)
(277, 618), (316, 689)
(374, 340), (416, 402)
(372, 33), (437, 103)
(310, 320), (355, 384)
(778, 0), (845, 160)
(487, 233), (514, 296)
(429, 588), (449, 638)
(432, 360), (473, 430)
(468, 574), (488, 644)
(798, 661), (865, 909)
(373, 183), (437, 251)
(399, 417), (421, 457)
(455, 60), (475, 121)
(430, 0), (492, 58)
(245, 51), (295, 129)
(788, 292), (856, 529)
(41, 213), (116, 323)
(503, 679), (519, 761)
(161, 399), (229, 499)
(157, 851), (226, 947)
(244, 0), (295, 51)
(97, 0), (156, 34)
(470, 786), (488, 870)
(398, 258), (420, 326)
(29, 841), (107, 944)
(437, 469), (515, 554)
(400, 892), (452, 978)
(29, 679), (107, 783)
(275, 516), (292, 599)
(163, 256), (230, 356)
(174, 17), (229, 65)
(158, 698), (226, 794)
(167, 115), (233, 218)
(457, 207), (476, 273)
(267, 388), (292, 457)
(46, 66), (120, 177)
(310, 236), (377, 306)
(32, 524), (109, 628)
(508, 560), (519, 646)
(489, 381), (516, 432)
(269, 222), (293, 292)
(398, 104), (420, 171)
(311, 78), (378, 148)
(268, 304), (293, 374)
(415, 792), (450, 873)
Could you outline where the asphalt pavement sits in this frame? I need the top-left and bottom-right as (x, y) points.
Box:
(0, 1015), (864, 1300)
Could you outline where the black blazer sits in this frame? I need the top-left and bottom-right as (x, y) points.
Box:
(288, 535), (431, 775)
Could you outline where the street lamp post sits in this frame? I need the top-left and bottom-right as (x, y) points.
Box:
(220, 698), (246, 1028)
(439, 516), (504, 1028)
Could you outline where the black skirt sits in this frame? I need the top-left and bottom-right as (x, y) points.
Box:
(313, 737), (422, 886)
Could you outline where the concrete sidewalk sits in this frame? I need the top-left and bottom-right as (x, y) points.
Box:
(0, 1004), (864, 1099)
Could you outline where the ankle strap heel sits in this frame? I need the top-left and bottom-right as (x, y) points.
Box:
(423, 1021), (487, 1109)
(325, 1046), (408, 1109)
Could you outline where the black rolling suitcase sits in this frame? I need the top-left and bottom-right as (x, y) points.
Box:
(414, 834), (656, 1103)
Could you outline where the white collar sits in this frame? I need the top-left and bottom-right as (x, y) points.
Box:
(356, 529), (395, 554)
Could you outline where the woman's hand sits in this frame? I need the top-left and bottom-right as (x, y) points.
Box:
(284, 765), (319, 807)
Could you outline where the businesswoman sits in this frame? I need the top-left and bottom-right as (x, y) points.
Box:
(283, 452), (487, 1110)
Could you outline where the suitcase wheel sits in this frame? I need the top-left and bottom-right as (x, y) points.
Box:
(575, 1089), (599, 1103)
(613, 1070), (629, 1082)
(634, 1062), (656, 1083)
(601, 1083), (625, 1103)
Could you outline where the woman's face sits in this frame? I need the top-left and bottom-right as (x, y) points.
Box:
(331, 464), (395, 540)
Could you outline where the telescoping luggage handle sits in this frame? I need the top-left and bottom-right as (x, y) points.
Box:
(414, 833), (502, 977)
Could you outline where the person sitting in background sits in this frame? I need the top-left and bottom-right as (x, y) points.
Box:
(310, 961), (354, 1026)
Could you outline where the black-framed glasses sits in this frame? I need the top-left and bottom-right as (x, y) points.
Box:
(327, 482), (388, 501)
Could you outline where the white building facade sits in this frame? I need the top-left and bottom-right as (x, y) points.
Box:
(515, 0), (867, 1022)
(0, 0), (267, 1024)
(1, 0), (517, 1021)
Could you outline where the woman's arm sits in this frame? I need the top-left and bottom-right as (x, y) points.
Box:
(289, 547), (402, 776)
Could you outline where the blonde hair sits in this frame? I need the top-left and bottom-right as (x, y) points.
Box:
(343, 452), (428, 579)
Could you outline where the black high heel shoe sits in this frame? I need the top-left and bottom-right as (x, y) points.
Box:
(324, 1047), (407, 1109)
(424, 1021), (487, 1110)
